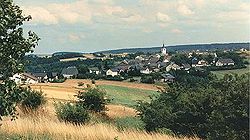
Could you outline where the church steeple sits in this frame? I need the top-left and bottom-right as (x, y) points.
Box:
(161, 43), (167, 55)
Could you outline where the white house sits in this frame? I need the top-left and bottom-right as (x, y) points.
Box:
(10, 73), (38, 84)
(89, 67), (100, 75)
(140, 67), (152, 74)
(166, 63), (181, 72)
(193, 60), (208, 67)
(216, 58), (235, 66)
(106, 69), (119, 77)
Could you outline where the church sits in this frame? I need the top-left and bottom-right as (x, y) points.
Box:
(161, 43), (168, 56)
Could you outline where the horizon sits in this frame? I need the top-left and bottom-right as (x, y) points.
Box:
(14, 0), (250, 54)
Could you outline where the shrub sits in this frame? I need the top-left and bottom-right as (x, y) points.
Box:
(55, 102), (90, 125)
(137, 74), (249, 139)
(141, 76), (155, 84)
(91, 79), (96, 84)
(129, 78), (136, 82)
(20, 88), (46, 110)
(76, 88), (107, 113)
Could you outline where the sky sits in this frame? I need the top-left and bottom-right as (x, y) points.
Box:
(14, 0), (250, 54)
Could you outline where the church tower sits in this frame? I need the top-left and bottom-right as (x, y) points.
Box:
(161, 43), (167, 55)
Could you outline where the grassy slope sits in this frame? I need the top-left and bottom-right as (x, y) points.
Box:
(212, 65), (250, 79)
(99, 85), (160, 107)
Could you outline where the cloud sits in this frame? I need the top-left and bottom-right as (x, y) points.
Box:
(156, 12), (171, 23)
(22, 6), (58, 25)
(177, 3), (194, 16)
(171, 28), (183, 34)
(68, 33), (85, 42)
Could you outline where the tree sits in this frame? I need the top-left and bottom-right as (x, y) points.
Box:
(0, 0), (39, 120)
(76, 88), (108, 113)
(137, 74), (249, 139)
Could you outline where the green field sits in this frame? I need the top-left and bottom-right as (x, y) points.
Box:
(212, 65), (250, 79)
(99, 85), (160, 107)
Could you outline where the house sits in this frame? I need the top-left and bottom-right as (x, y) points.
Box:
(61, 66), (79, 78)
(22, 73), (39, 84)
(47, 72), (59, 81)
(89, 67), (100, 75)
(106, 68), (119, 77)
(195, 60), (208, 67)
(140, 67), (152, 74)
(166, 63), (181, 72)
(11, 73), (38, 84)
(181, 63), (191, 71)
(33, 72), (48, 83)
(161, 73), (175, 83)
(216, 58), (235, 66)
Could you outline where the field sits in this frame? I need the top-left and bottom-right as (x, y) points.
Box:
(212, 65), (250, 79)
(0, 114), (197, 140)
(0, 79), (198, 140)
(99, 85), (160, 107)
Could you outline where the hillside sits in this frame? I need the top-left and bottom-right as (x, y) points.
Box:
(96, 42), (249, 54)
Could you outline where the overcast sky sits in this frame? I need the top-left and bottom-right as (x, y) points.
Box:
(14, 0), (250, 54)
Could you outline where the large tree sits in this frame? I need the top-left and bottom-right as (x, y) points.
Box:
(0, 0), (39, 120)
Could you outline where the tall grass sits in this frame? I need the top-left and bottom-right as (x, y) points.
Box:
(0, 115), (198, 140)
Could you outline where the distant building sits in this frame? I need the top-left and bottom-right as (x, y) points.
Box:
(181, 63), (191, 71)
(33, 72), (48, 83)
(61, 66), (79, 78)
(11, 73), (38, 84)
(106, 68), (119, 77)
(166, 63), (181, 72)
(89, 67), (100, 75)
(216, 58), (235, 66)
(140, 67), (152, 74)
(161, 43), (168, 56)
(161, 73), (175, 83)
(193, 60), (208, 67)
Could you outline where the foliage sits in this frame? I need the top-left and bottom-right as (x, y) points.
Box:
(20, 88), (46, 110)
(55, 102), (90, 125)
(76, 88), (108, 113)
(0, 80), (23, 120)
(114, 117), (145, 131)
(0, 0), (39, 119)
(170, 53), (189, 65)
(51, 78), (66, 83)
(137, 74), (249, 139)
(105, 75), (124, 81)
(141, 75), (155, 84)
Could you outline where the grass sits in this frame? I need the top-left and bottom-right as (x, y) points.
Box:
(99, 85), (160, 107)
(212, 65), (250, 79)
(0, 115), (197, 140)
(114, 116), (145, 131)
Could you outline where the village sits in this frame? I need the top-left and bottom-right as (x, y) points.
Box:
(8, 44), (246, 85)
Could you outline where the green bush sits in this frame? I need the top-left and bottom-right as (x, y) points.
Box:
(141, 76), (155, 84)
(76, 88), (107, 113)
(137, 74), (249, 139)
(20, 88), (46, 110)
(55, 102), (90, 125)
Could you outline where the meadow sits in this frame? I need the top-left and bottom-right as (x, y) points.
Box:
(212, 65), (250, 79)
(0, 79), (197, 140)
(99, 85), (160, 107)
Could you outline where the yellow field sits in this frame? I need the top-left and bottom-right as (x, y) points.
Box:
(0, 79), (198, 140)
(1, 111), (197, 140)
